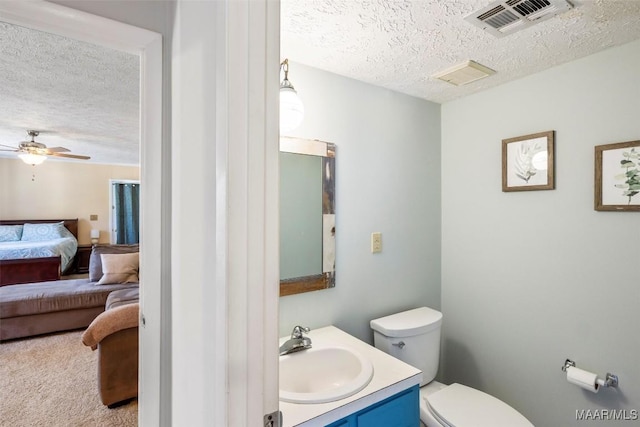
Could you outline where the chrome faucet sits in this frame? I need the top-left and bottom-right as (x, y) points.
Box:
(279, 326), (312, 356)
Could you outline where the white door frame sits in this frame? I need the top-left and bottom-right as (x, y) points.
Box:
(0, 1), (167, 425)
(4, 1), (281, 424)
(171, 0), (280, 424)
(225, 1), (281, 423)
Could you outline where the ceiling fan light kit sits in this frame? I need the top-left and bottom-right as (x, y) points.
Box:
(16, 131), (47, 165)
(0, 130), (90, 165)
(18, 152), (47, 165)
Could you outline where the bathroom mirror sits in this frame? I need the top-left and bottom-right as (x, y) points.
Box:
(280, 137), (335, 296)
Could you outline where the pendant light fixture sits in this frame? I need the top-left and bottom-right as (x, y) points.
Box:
(280, 59), (304, 132)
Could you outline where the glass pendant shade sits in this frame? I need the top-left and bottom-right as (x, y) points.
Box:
(280, 86), (304, 132)
(18, 153), (47, 165)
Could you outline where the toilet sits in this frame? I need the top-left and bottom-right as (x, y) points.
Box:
(370, 307), (533, 427)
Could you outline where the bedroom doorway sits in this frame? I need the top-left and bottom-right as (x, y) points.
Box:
(110, 180), (140, 245)
(0, 2), (166, 425)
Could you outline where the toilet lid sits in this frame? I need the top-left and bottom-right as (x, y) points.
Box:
(425, 383), (533, 427)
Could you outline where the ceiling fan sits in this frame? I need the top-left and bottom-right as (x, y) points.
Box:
(0, 130), (91, 165)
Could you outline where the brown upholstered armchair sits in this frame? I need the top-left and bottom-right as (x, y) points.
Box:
(82, 303), (139, 407)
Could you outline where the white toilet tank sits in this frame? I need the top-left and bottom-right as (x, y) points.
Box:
(370, 307), (443, 387)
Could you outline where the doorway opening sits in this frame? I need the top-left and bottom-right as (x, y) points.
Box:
(0, 2), (166, 424)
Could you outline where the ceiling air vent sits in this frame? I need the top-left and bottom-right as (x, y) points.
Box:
(432, 60), (496, 86)
(465, 0), (574, 38)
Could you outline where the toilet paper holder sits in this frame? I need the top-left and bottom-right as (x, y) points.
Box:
(562, 358), (619, 388)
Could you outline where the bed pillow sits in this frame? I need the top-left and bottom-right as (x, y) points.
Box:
(21, 222), (65, 242)
(89, 244), (139, 282)
(0, 225), (23, 242)
(97, 253), (140, 285)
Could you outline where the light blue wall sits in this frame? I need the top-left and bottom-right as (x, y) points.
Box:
(441, 40), (640, 426)
(279, 62), (442, 342)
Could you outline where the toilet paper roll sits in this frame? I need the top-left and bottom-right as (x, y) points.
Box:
(566, 366), (600, 393)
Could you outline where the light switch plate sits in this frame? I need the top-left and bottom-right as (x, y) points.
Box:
(371, 232), (382, 253)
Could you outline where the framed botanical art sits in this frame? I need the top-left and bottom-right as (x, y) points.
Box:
(502, 130), (554, 192)
(594, 140), (640, 211)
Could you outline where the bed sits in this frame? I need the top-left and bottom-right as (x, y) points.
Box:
(0, 219), (79, 286)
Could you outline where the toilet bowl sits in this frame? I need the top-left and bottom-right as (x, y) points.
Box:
(370, 307), (533, 427)
(419, 381), (533, 427)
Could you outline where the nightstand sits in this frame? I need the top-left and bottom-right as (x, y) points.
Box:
(74, 244), (93, 274)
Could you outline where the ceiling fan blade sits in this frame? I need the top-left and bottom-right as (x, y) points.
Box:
(45, 146), (71, 153)
(50, 152), (91, 160)
(0, 149), (18, 152)
(0, 144), (18, 150)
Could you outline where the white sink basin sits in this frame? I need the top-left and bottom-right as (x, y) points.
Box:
(279, 346), (374, 404)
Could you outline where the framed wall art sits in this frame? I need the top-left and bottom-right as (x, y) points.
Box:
(594, 140), (640, 211)
(502, 130), (554, 192)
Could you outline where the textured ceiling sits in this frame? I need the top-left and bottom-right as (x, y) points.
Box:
(282, 0), (640, 103)
(0, 21), (139, 165)
(2, 1), (640, 166)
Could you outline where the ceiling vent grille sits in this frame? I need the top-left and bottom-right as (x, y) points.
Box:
(465, 0), (574, 37)
(431, 60), (496, 86)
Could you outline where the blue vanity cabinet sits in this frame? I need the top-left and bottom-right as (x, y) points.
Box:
(325, 385), (419, 427)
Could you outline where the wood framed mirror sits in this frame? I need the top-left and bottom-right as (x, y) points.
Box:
(280, 137), (335, 296)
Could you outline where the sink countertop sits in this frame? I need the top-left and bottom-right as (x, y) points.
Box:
(279, 325), (422, 427)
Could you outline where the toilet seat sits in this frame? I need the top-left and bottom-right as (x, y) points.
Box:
(422, 383), (533, 427)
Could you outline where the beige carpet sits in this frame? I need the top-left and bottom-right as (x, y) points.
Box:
(0, 330), (137, 427)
